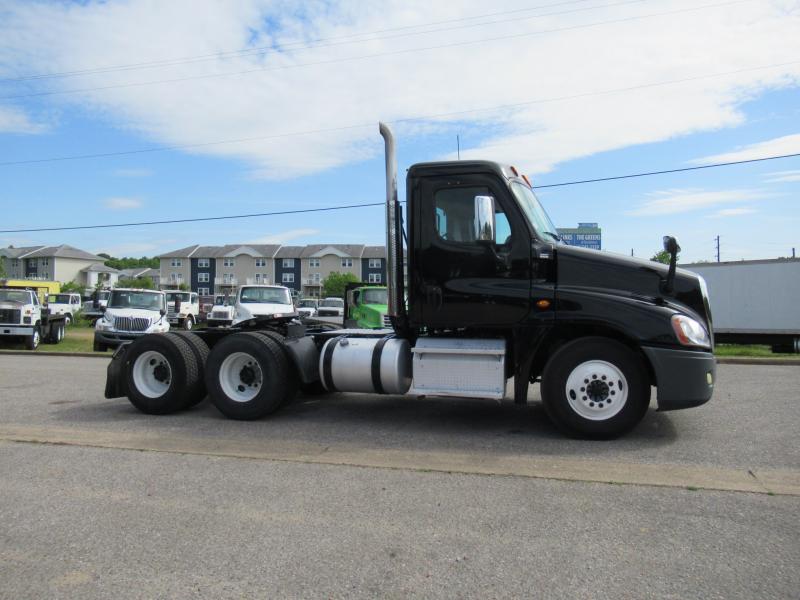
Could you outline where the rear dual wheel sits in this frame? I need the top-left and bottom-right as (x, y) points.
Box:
(205, 332), (296, 420)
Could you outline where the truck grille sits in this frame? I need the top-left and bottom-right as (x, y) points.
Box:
(113, 316), (150, 332)
(167, 310), (178, 319)
(383, 314), (392, 328)
(211, 311), (230, 320)
(0, 308), (21, 324)
(318, 309), (340, 317)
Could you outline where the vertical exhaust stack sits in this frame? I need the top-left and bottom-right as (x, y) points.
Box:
(379, 122), (401, 320)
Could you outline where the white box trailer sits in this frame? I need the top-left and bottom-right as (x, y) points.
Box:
(683, 258), (800, 352)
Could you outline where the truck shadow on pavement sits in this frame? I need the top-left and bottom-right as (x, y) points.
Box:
(57, 388), (679, 457)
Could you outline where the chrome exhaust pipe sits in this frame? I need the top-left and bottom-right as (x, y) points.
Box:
(379, 122), (400, 319)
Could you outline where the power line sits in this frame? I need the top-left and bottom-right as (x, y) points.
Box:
(0, 0), (615, 82)
(532, 152), (800, 188)
(3, 58), (795, 168)
(0, 0), (749, 101)
(1, 151), (798, 234)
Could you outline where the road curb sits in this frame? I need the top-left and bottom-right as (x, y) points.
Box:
(716, 357), (800, 366)
(0, 350), (110, 358)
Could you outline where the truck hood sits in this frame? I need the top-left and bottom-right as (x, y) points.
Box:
(105, 308), (163, 321)
(236, 303), (295, 317)
(555, 245), (711, 327)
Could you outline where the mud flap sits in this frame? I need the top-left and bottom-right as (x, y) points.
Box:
(104, 344), (129, 399)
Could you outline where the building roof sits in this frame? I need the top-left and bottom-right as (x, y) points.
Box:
(157, 245), (200, 258)
(159, 244), (281, 258)
(300, 244), (365, 258)
(120, 267), (152, 278)
(275, 246), (304, 258)
(1, 244), (103, 261)
(82, 263), (122, 273)
(362, 246), (386, 259)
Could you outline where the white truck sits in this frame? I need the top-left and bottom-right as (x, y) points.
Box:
(317, 297), (344, 317)
(232, 285), (297, 326)
(296, 298), (319, 318)
(165, 291), (200, 330)
(0, 285), (67, 349)
(207, 294), (234, 328)
(93, 288), (170, 352)
(47, 292), (83, 325)
(82, 289), (111, 323)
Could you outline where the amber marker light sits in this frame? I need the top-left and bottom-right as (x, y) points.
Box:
(522, 174), (532, 187)
(536, 299), (551, 310)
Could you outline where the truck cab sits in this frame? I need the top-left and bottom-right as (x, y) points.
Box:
(0, 285), (66, 349)
(232, 285), (296, 326)
(344, 285), (388, 329)
(83, 289), (111, 322)
(165, 291), (200, 330)
(47, 292), (83, 325)
(317, 297), (344, 318)
(296, 298), (319, 318)
(94, 288), (169, 351)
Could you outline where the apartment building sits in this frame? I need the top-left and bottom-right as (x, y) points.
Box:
(157, 244), (387, 297)
(0, 244), (115, 287)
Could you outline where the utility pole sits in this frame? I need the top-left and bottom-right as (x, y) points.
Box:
(715, 235), (720, 262)
(631, 248), (634, 256)
(457, 135), (461, 160)
(793, 247), (796, 258)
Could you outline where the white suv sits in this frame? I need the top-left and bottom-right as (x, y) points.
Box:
(94, 288), (169, 351)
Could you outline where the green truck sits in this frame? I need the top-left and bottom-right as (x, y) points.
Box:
(344, 284), (389, 329)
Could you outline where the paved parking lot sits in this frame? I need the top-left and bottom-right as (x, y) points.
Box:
(1, 356), (798, 598)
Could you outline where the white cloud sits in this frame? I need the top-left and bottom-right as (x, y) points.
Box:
(111, 168), (153, 177)
(248, 228), (319, 244)
(0, 105), (48, 134)
(0, 1), (799, 176)
(102, 197), (142, 210)
(628, 188), (766, 216)
(764, 169), (800, 183)
(708, 206), (757, 218)
(692, 133), (800, 165)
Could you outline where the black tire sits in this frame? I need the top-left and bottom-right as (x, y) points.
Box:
(46, 322), (65, 344)
(252, 331), (299, 401)
(540, 337), (650, 439)
(64, 314), (72, 326)
(123, 334), (201, 415)
(206, 332), (294, 420)
(25, 325), (41, 350)
(166, 331), (210, 407)
(183, 316), (194, 331)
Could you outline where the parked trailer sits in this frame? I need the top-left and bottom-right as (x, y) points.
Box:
(683, 258), (800, 353)
(105, 123), (716, 439)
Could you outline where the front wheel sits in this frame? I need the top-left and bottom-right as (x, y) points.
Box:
(541, 337), (650, 439)
(25, 326), (41, 350)
(183, 316), (194, 331)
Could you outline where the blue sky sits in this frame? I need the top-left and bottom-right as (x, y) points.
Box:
(0, 0), (798, 263)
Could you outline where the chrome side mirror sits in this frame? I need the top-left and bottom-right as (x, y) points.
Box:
(474, 195), (496, 242)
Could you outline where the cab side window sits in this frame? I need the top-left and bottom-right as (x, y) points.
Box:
(433, 186), (512, 246)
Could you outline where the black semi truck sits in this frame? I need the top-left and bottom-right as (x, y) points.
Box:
(105, 123), (715, 438)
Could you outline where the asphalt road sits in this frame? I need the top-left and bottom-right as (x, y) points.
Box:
(1, 356), (798, 599)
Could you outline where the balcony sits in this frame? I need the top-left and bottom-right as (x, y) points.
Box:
(245, 277), (271, 285)
(303, 278), (322, 286)
(214, 277), (238, 286)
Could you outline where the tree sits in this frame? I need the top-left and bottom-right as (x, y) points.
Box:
(178, 282), (189, 291)
(60, 280), (84, 294)
(101, 255), (159, 270)
(322, 271), (360, 298)
(650, 249), (678, 264)
(117, 276), (155, 290)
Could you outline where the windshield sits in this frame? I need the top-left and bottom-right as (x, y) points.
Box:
(50, 294), (72, 303)
(108, 290), (164, 310)
(362, 289), (387, 305)
(0, 290), (30, 303)
(320, 298), (343, 308)
(299, 300), (317, 308)
(214, 295), (225, 305)
(166, 292), (191, 303)
(239, 287), (292, 305)
(510, 181), (561, 243)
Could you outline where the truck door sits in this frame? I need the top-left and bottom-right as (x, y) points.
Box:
(415, 175), (532, 328)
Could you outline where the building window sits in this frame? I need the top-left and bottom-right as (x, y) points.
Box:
(368, 273), (381, 284)
(341, 258), (353, 268)
(254, 273), (263, 283)
(311, 273), (321, 283)
(282, 258), (295, 268)
(41, 258), (49, 267)
(198, 287), (210, 295)
(309, 258), (320, 268)
(368, 258), (382, 269)
(198, 258), (210, 268)
(11, 259), (18, 268)
(282, 273), (295, 283)
(198, 273), (210, 283)
(223, 273), (234, 284)
(223, 258), (235, 267)
(170, 273), (183, 283)
(255, 258), (267, 267)
(170, 258), (182, 267)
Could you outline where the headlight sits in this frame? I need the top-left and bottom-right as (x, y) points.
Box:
(671, 314), (711, 348)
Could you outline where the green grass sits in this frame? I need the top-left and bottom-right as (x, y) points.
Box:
(714, 344), (796, 358)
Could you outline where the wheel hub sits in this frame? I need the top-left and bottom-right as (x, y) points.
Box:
(565, 360), (628, 421)
(153, 364), (170, 383)
(239, 364), (256, 385)
(585, 379), (610, 402)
